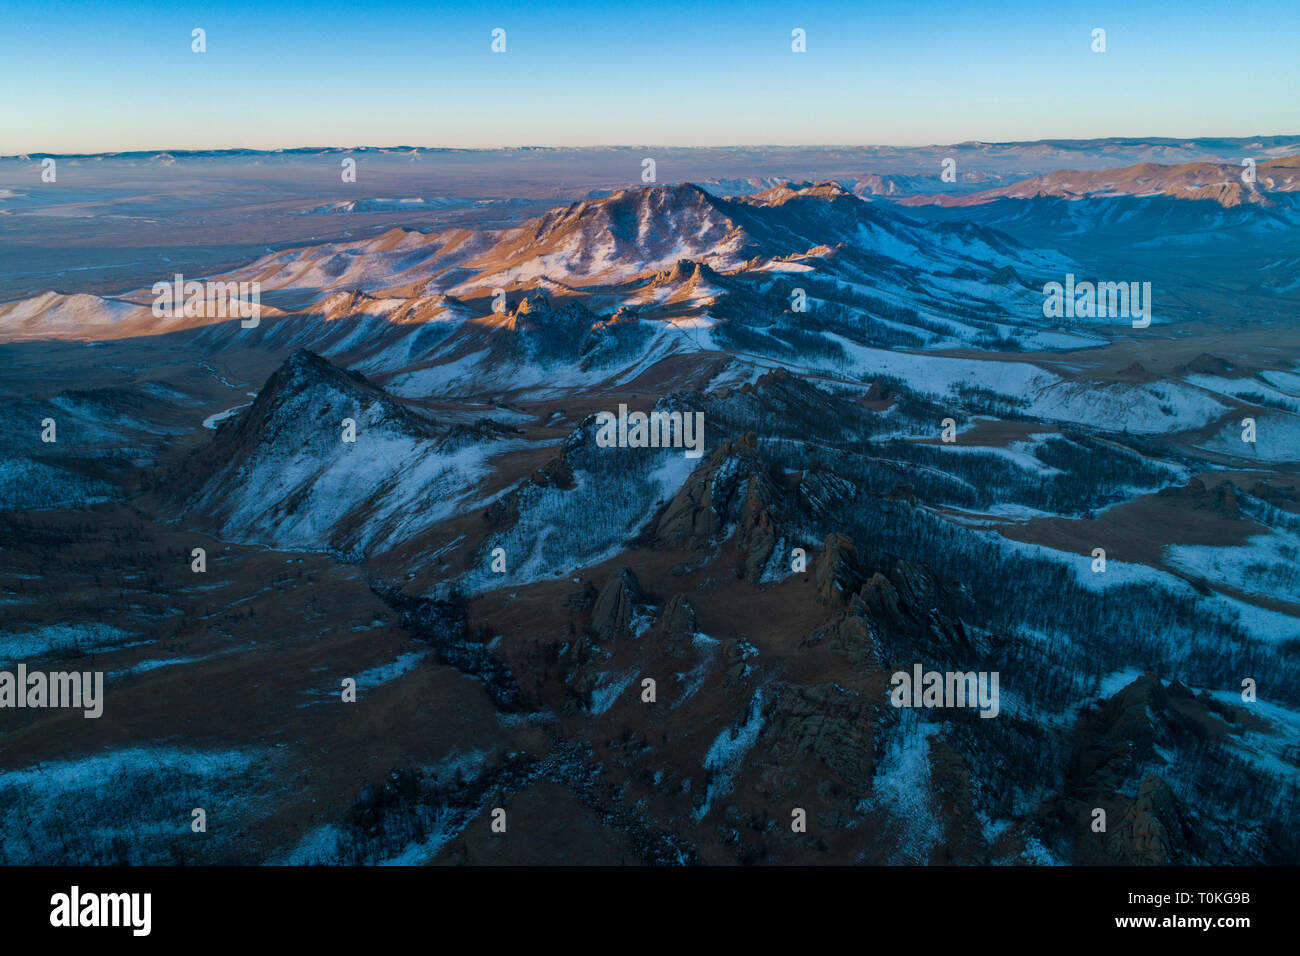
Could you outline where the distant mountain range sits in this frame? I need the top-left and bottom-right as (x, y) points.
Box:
(8, 135), (1300, 163)
(902, 156), (1300, 208)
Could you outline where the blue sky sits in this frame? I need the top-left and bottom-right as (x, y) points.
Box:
(1, 0), (1296, 152)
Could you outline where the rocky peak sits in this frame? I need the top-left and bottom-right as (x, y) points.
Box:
(659, 594), (698, 641)
(652, 434), (781, 581)
(590, 567), (648, 642)
(815, 533), (865, 606)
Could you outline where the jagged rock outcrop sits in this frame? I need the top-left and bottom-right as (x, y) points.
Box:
(1247, 480), (1298, 505)
(796, 467), (855, 520)
(803, 607), (881, 672)
(1052, 673), (1267, 864)
(1179, 352), (1235, 375)
(1157, 477), (1240, 517)
(649, 259), (721, 289)
(653, 434), (781, 581)
(815, 533), (865, 605)
(856, 557), (978, 666)
(503, 291), (598, 360)
(659, 594), (698, 641)
(590, 567), (647, 642)
(805, 541), (977, 674)
(1109, 774), (1192, 865)
(757, 684), (880, 828)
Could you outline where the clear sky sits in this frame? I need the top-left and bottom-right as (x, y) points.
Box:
(1, 0), (1296, 153)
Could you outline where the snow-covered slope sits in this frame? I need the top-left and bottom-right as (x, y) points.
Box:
(172, 349), (527, 555)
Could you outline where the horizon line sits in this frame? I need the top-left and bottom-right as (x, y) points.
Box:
(5, 134), (1300, 162)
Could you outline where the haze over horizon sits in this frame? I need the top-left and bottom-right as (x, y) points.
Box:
(7, 136), (1300, 159)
